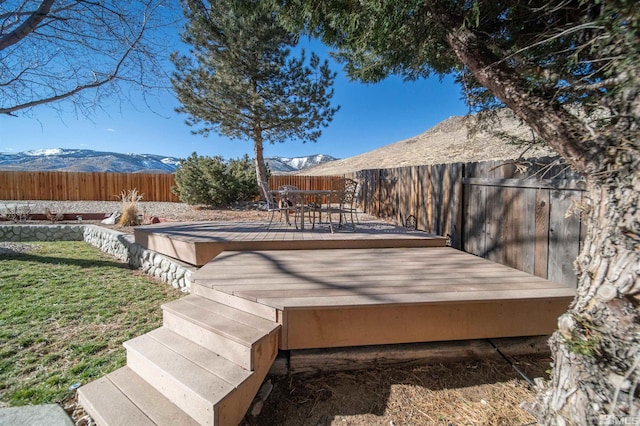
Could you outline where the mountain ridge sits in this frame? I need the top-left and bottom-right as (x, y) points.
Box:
(1, 112), (559, 176)
(0, 149), (337, 174)
(297, 112), (558, 176)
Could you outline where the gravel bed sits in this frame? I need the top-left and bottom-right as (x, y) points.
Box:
(0, 200), (385, 227)
(0, 200), (267, 222)
(1, 200), (196, 217)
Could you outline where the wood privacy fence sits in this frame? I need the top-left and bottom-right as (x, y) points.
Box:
(0, 170), (180, 202)
(268, 175), (342, 191)
(0, 170), (342, 202)
(347, 156), (585, 287)
(0, 161), (584, 285)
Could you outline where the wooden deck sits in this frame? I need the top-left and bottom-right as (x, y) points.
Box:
(135, 220), (574, 350)
(80, 220), (576, 425)
(134, 220), (447, 266)
(192, 246), (575, 350)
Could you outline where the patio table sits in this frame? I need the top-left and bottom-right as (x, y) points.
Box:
(272, 189), (336, 231)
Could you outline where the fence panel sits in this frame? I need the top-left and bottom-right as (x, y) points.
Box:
(268, 175), (342, 192)
(0, 170), (180, 202)
(268, 175), (343, 205)
(1, 157), (586, 286)
(355, 169), (381, 216)
(297, 156), (583, 287)
(461, 157), (584, 286)
(395, 167), (413, 227)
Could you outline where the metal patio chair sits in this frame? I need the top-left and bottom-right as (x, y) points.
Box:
(326, 178), (359, 232)
(260, 181), (291, 229)
(277, 185), (306, 229)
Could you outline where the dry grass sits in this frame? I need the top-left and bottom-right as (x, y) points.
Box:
(118, 189), (143, 226)
(250, 356), (549, 425)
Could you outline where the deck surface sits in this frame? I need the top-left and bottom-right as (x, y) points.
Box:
(135, 220), (446, 265)
(135, 221), (574, 350)
(192, 246), (575, 349)
(193, 247), (574, 309)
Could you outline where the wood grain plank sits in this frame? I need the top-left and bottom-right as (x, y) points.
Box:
(521, 187), (537, 274)
(283, 298), (572, 349)
(548, 189), (581, 286)
(232, 281), (567, 300)
(462, 179), (487, 256)
(258, 287), (575, 309)
(484, 185), (502, 264)
(534, 188), (551, 278)
(198, 270), (552, 288)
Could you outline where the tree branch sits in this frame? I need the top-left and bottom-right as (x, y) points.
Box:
(0, 0), (55, 51)
(0, 5), (148, 116)
(445, 27), (598, 175)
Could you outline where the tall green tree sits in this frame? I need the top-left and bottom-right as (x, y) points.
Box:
(276, 1), (639, 424)
(171, 0), (339, 199)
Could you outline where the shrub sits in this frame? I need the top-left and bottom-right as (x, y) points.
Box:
(227, 155), (261, 202)
(172, 153), (259, 207)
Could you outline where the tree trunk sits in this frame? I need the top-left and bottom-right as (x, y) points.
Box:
(253, 127), (269, 199)
(444, 27), (596, 174)
(444, 24), (640, 426)
(525, 174), (640, 425)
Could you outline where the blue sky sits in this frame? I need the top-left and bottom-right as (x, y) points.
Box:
(0, 39), (468, 161)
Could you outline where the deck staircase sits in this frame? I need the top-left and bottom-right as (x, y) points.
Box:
(78, 291), (280, 426)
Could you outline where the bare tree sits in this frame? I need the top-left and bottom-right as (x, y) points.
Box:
(0, 0), (177, 117)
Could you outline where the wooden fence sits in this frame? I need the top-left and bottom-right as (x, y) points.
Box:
(0, 170), (180, 202)
(268, 175), (343, 191)
(0, 162), (584, 285)
(0, 170), (342, 202)
(347, 156), (585, 287)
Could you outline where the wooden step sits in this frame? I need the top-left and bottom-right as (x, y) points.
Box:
(192, 282), (278, 322)
(79, 295), (280, 425)
(148, 327), (253, 385)
(125, 329), (247, 425)
(161, 295), (279, 370)
(78, 366), (199, 426)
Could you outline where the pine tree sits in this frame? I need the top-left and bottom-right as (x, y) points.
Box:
(171, 0), (339, 198)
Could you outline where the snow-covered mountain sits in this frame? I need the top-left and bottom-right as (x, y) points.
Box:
(0, 148), (181, 173)
(0, 149), (337, 174)
(265, 154), (338, 173)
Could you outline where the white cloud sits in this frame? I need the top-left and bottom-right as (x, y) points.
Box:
(106, 128), (116, 132)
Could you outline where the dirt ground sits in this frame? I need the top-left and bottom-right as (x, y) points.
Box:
(62, 353), (548, 425)
(247, 355), (548, 425)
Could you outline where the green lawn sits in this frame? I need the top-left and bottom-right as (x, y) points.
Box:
(0, 242), (184, 406)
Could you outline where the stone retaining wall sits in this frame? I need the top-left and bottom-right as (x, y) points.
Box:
(0, 224), (194, 291)
(0, 223), (85, 242)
